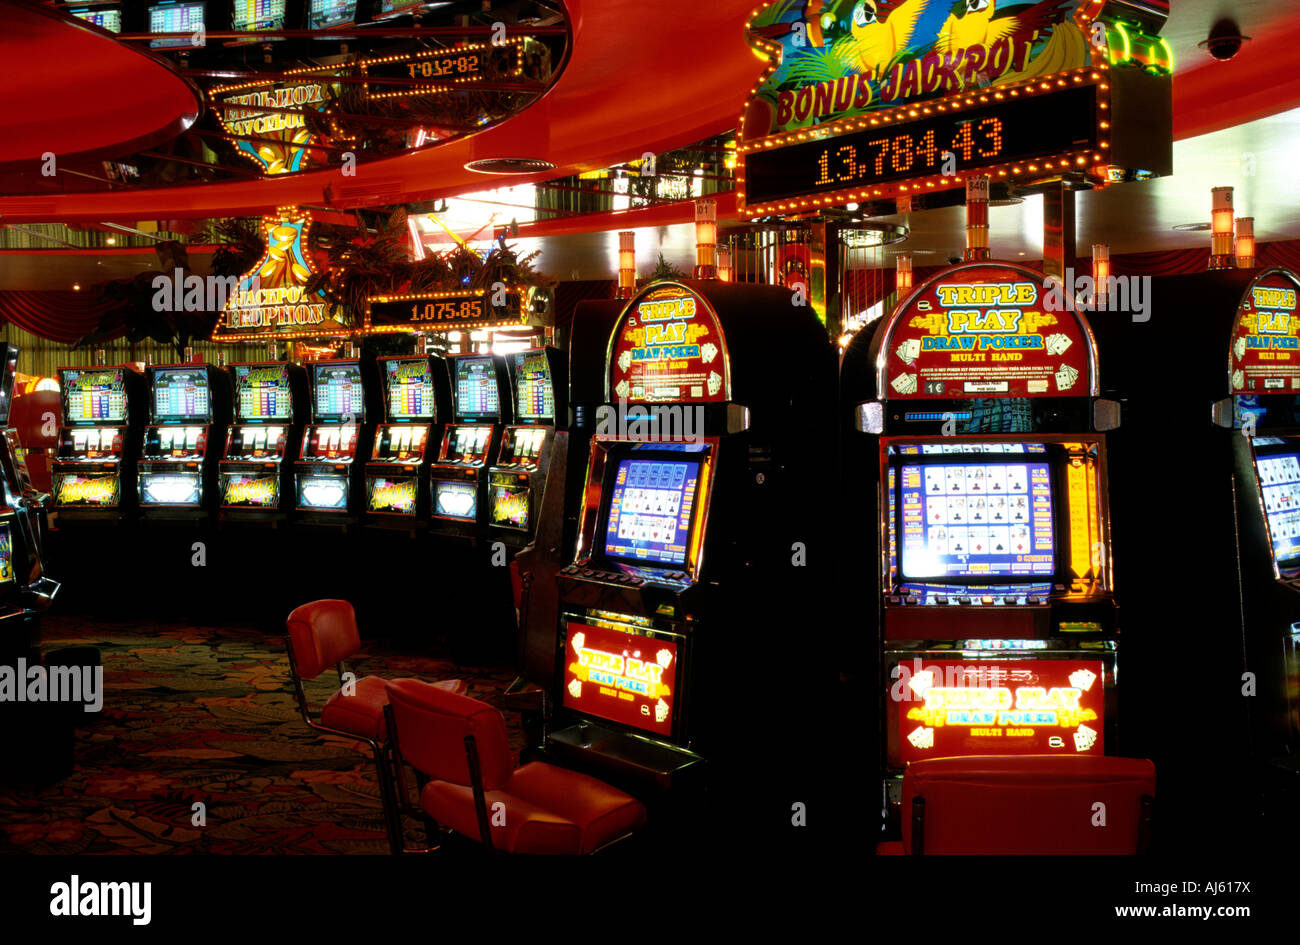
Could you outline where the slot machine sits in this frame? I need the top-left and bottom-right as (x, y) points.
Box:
(542, 280), (835, 819)
(51, 363), (145, 523)
(840, 262), (1122, 836)
(428, 353), (511, 536)
(219, 361), (308, 522)
(138, 362), (232, 519)
(295, 358), (380, 524)
(364, 354), (450, 526)
(487, 347), (568, 545)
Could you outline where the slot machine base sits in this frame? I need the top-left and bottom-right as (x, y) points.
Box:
(546, 721), (705, 793)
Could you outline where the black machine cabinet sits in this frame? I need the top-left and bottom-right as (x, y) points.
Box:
(364, 354), (451, 527)
(218, 361), (308, 523)
(50, 363), (146, 524)
(428, 353), (512, 538)
(138, 363), (232, 520)
(294, 358), (382, 525)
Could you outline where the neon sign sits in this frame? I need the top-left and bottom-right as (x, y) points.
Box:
(563, 622), (677, 737)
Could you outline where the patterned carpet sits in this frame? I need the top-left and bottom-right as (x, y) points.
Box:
(0, 616), (519, 854)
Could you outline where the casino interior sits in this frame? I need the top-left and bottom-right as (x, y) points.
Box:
(1, 0), (1299, 866)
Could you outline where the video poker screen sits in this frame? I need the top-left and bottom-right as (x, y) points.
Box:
(454, 357), (499, 418)
(603, 458), (702, 567)
(313, 362), (364, 421)
(61, 368), (127, 424)
(153, 367), (211, 421)
(1255, 448), (1300, 567)
(513, 350), (554, 420)
(898, 458), (1056, 580)
(234, 364), (292, 421)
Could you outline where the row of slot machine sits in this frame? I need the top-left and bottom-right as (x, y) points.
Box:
(46, 348), (565, 541)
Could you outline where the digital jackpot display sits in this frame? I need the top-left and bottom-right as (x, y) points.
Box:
(313, 363), (364, 420)
(513, 350), (554, 420)
(454, 358), (499, 417)
(386, 359), (435, 420)
(61, 369), (127, 424)
(360, 43), (521, 100)
(563, 622), (677, 737)
(897, 659), (1105, 764)
(603, 458), (701, 566)
(368, 477), (417, 514)
(434, 480), (478, 521)
(234, 364), (292, 420)
(1256, 449), (1300, 567)
(221, 473), (278, 507)
(148, 2), (205, 48)
(153, 368), (210, 421)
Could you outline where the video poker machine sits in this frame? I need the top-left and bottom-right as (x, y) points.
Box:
(51, 363), (146, 523)
(363, 354), (450, 526)
(487, 348), (568, 545)
(219, 361), (308, 522)
(542, 280), (835, 818)
(428, 353), (511, 537)
(294, 358), (380, 524)
(137, 362), (232, 519)
(840, 262), (1122, 833)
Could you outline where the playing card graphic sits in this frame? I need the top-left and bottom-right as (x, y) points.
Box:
(701, 342), (718, 364)
(896, 338), (922, 365)
(707, 371), (722, 395)
(618, 349), (633, 372)
(1045, 332), (1073, 356)
(1069, 668), (1098, 691)
(1231, 369), (1245, 389)
(907, 726), (934, 749)
(615, 379), (630, 398)
(1234, 336), (1247, 361)
(1055, 363), (1080, 391)
(891, 372), (918, 395)
(1073, 724), (1098, 752)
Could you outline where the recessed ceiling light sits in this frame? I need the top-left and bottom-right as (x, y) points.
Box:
(464, 158), (556, 175)
(1173, 222), (1212, 231)
(72, 283), (81, 291)
(990, 197), (1025, 207)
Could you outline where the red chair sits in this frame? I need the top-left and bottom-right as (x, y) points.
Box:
(384, 678), (646, 854)
(877, 755), (1156, 855)
(285, 600), (468, 854)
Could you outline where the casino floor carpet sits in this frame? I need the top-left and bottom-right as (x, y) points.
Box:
(0, 616), (520, 854)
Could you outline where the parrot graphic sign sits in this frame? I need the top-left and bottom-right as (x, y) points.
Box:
(742, 0), (1093, 140)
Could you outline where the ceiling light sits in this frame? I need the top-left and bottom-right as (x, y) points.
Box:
(464, 158), (556, 174)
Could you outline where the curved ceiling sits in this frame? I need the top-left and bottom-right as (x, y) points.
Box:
(0, 1), (201, 169)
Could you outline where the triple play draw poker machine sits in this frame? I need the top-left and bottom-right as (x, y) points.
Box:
(294, 357), (379, 524)
(487, 348), (567, 545)
(51, 363), (146, 524)
(541, 280), (835, 824)
(428, 353), (511, 537)
(841, 262), (1122, 837)
(363, 354), (450, 526)
(137, 362), (233, 520)
(219, 360), (308, 522)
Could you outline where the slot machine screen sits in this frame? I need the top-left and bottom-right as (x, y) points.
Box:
(313, 362), (365, 421)
(513, 350), (555, 421)
(434, 480), (477, 520)
(230, 0), (285, 31)
(148, 2), (205, 47)
(234, 364), (292, 421)
(895, 451), (1056, 580)
(602, 458), (703, 567)
(454, 357), (499, 418)
(386, 359), (435, 420)
(139, 471), (201, 506)
(374, 0), (423, 18)
(152, 367), (211, 421)
(561, 621), (678, 737)
(0, 525), (13, 585)
(368, 477), (417, 514)
(490, 478), (529, 529)
(309, 0), (355, 27)
(297, 475), (348, 510)
(221, 472), (279, 507)
(70, 6), (123, 32)
(1254, 446), (1300, 568)
(510, 427), (544, 463)
(60, 368), (127, 424)
(447, 425), (489, 461)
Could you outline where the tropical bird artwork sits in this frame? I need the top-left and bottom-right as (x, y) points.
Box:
(844, 0), (957, 78)
(935, 0), (1073, 53)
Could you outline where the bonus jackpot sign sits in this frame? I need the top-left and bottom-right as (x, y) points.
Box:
(898, 658), (1105, 763)
(1230, 270), (1300, 394)
(878, 264), (1093, 398)
(608, 284), (729, 404)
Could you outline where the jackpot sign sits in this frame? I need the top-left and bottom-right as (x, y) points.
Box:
(214, 79), (334, 175)
(609, 285), (729, 404)
(881, 266), (1092, 398)
(1230, 271), (1300, 394)
(562, 622), (677, 737)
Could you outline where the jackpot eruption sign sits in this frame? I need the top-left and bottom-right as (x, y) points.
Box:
(609, 285), (729, 404)
(563, 622), (677, 737)
(1231, 271), (1300, 394)
(879, 265), (1093, 398)
(213, 79), (335, 175)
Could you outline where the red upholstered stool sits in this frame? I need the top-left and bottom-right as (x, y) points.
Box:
(285, 600), (467, 854)
(385, 678), (646, 854)
(877, 755), (1156, 855)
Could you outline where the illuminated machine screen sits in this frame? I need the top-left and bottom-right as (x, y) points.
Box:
(221, 473), (278, 507)
(376, 425), (426, 457)
(230, 0), (285, 31)
(53, 472), (120, 507)
(309, 0), (356, 28)
(508, 427), (544, 463)
(139, 471), (201, 506)
(374, 0), (423, 18)
(603, 458), (702, 566)
(446, 425), (490, 461)
(61, 368), (127, 424)
(71, 7), (123, 31)
(562, 622), (677, 737)
(386, 359), (435, 420)
(313, 362), (364, 421)
(0, 525), (13, 585)
(153, 367), (210, 421)
(368, 477), (417, 514)
(454, 357), (499, 418)
(898, 457), (1055, 580)
(896, 659), (1105, 764)
(297, 475), (348, 510)
(148, 2), (206, 48)
(513, 350), (554, 420)
(235, 364), (292, 421)
(434, 480), (477, 521)
(1256, 449), (1300, 567)
(490, 479), (529, 530)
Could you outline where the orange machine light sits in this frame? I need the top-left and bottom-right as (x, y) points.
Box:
(1210, 186), (1235, 269)
(1092, 244), (1110, 306)
(694, 199), (718, 280)
(617, 231), (636, 299)
(1236, 217), (1256, 268)
(896, 255), (913, 291)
